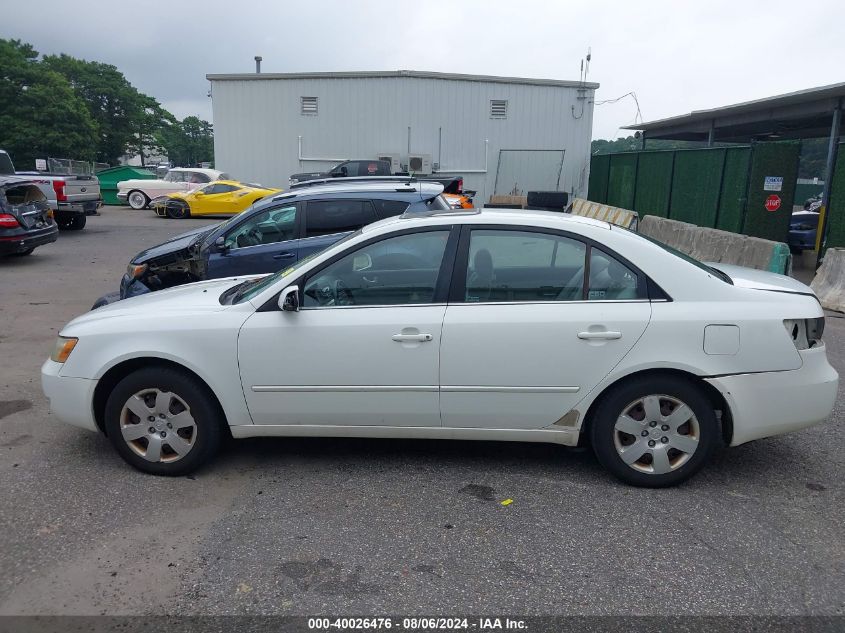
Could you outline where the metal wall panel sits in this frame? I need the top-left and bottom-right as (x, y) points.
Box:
(210, 76), (596, 203)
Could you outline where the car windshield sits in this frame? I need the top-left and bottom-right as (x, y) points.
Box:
(230, 229), (364, 305)
(620, 227), (733, 284)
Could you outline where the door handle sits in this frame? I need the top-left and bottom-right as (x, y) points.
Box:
(577, 331), (622, 340)
(273, 252), (295, 260)
(392, 333), (433, 342)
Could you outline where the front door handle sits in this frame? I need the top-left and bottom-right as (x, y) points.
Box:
(392, 333), (433, 342)
(577, 331), (622, 340)
(273, 252), (295, 260)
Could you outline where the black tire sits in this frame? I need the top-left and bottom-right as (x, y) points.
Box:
(166, 201), (191, 219)
(12, 248), (34, 256)
(589, 375), (719, 487)
(57, 213), (86, 231)
(527, 191), (569, 209)
(104, 367), (224, 476)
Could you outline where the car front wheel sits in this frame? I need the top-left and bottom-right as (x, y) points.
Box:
(589, 375), (719, 487)
(104, 367), (224, 476)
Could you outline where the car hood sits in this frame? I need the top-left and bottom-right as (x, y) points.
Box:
(706, 263), (815, 295)
(132, 223), (221, 263)
(64, 276), (259, 334)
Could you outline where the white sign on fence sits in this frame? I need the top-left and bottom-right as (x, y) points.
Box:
(764, 176), (784, 192)
(35, 159), (47, 171)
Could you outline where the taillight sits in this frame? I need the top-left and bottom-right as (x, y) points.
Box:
(784, 317), (825, 350)
(0, 213), (19, 228)
(457, 178), (463, 193)
(52, 180), (67, 202)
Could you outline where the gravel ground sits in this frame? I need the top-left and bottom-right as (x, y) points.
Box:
(0, 206), (843, 616)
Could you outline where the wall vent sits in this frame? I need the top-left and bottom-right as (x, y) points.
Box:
(490, 99), (508, 119)
(301, 96), (318, 115)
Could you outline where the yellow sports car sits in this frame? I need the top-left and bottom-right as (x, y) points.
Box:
(150, 180), (281, 219)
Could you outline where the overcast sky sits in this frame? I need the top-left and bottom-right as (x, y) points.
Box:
(3, 0), (843, 140)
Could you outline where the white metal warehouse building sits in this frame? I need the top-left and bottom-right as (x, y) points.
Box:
(206, 70), (598, 203)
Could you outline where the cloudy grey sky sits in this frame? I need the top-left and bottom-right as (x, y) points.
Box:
(3, 0), (843, 140)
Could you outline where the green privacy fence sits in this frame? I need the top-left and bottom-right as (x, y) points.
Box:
(588, 142), (801, 242)
(823, 142), (845, 251)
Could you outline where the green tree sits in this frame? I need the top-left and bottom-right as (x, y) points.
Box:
(41, 53), (150, 164)
(156, 115), (214, 167)
(0, 39), (98, 169)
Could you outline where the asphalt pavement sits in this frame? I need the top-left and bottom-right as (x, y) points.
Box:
(0, 207), (843, 616)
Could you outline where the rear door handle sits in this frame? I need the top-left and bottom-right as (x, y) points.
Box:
(578, 331), (622, 340)
(273, 252), (295, 260)
(392, 333), (433, 342)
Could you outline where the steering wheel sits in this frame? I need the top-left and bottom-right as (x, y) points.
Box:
(334, 280), (354, 306)
(247, 227), (262, 245)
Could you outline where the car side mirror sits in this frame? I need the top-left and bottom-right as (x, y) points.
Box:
(215, 236), (229, 253)
(279, 285), (300, 312)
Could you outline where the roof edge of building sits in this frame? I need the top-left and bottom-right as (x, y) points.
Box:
(205, 69), (599, 89)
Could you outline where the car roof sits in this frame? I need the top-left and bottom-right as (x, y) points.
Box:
(170, 167), (223, 177)
(269, 180), (444, 202)
(361, 207), (611, 234)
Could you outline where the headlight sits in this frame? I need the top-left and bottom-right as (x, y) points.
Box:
(50, 336), (78, 363)
(127, 263), (148, 279)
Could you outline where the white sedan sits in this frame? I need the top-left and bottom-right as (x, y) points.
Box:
(42, 209), (838, 486)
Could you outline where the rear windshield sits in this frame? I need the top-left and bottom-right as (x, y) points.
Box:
(622, 228), (733, 284)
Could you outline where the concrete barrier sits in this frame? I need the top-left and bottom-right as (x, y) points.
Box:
(487, 195), (527, 208)
(639, 215), (792, 275)
(569, 198), (639, 230)
(811, 248), (845, 312)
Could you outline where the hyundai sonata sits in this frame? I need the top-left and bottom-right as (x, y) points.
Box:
(42, 208), (838, 486)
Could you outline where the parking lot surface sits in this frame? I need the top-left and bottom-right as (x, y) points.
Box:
(1, 207), (843, 616)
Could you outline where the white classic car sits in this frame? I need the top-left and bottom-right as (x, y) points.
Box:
(117, 168), (229, 210)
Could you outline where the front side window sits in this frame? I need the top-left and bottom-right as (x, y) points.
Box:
(331, 162), (357, 177)
(464, 230), (587, 302)
(202, 183), (239, 195)
(304, 199), (376, 238)
(225, 205), (296, 250)
(303, 230), (450, 307)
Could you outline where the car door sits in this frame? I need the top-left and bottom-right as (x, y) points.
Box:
(296, 199), (378, 259)
(237, 227), (458, 427)
(205, 203), (301, 278)
(439, 226), (652, 430)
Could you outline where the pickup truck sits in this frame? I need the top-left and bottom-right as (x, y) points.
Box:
(1, 150), (101, 231)
(289, 159), (468, 196)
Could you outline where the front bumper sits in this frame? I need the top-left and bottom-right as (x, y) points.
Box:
(116, 191), (129, 202)
(41, 359), (99, 432)
(0, 223), (59, 255)
(706, 345), (838, 446)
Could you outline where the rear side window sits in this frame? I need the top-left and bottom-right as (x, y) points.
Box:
(465, 230), (587, 302)
(587, 248), (640, 300)
(305, 199), (377, 237)
(372, 199), (410, 220)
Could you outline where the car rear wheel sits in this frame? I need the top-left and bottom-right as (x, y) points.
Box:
(589, 375), (718, 487)
(104, 367), (224, 476)
(128, 191), (149, 210)
(166, 201), (191, 219)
